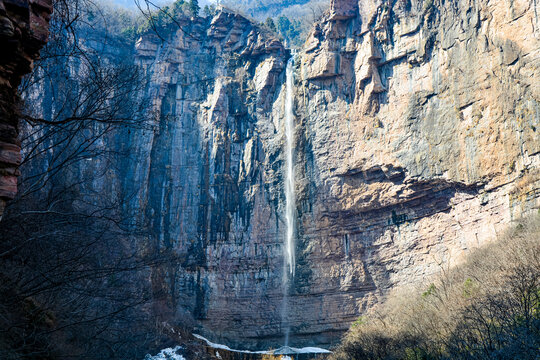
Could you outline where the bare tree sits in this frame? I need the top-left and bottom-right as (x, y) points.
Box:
(331, 217), (540, 360)
(0, 1), (183, 358)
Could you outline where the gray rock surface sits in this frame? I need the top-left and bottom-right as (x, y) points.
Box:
(131, 0), (539, 348)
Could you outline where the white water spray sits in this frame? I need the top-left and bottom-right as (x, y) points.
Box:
(284, 55), (296, 277)
(281, 54), (296, 348)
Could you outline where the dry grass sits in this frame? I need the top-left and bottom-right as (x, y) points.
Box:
(331, 216), (540, 360)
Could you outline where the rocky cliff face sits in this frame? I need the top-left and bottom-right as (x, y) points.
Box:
(0, 0), (51, 216)
(124, 9), (292, 348)
(126, 0), (539, 349)
(19, 0), (539, 352)
(292, 0), (539, 345)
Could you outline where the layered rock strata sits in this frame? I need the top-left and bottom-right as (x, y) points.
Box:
(130, 0), (539, 348)
(292, 0), (539, 345)
(0, 0), (51, 216)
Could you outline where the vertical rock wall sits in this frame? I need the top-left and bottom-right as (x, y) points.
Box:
(0, 0), (51, 216)
(125, 9), (292, 348)
(130, 0), (538, 348)
(293, 0), (540, 346)
(74, 0), (539, 349)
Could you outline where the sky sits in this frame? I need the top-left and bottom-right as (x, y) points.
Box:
(109, 0), (216, 10)
(110, 0), (172, 9)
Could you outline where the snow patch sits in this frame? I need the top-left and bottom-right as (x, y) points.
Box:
(292, 347), (332, 354)
(193, 334), (269, 354)
(144, 346), (185, 360)
(193, 334), (331, 355)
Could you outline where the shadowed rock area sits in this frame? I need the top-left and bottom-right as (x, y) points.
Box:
(0, 0), (52, 216)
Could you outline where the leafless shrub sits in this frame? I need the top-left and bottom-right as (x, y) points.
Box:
(332, 216), (540, 360)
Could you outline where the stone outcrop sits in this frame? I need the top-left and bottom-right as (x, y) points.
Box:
(123, 8), (290, 349)
(0, 0), (52, 216)
(328, 0), (358, 20)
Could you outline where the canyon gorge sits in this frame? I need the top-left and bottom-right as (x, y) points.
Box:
(0, 0), (539, 357)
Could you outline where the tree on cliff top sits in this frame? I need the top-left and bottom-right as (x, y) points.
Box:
(187, 0), (200, 16)
(221, 0), (329, 47)
(133, 0), (207, 40)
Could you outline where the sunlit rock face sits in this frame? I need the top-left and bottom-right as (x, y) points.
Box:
(0, 0), (52, 216)
(293, 0), (539, 346)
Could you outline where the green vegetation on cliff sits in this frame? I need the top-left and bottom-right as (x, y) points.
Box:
(119, 0), (201, 40)
(332, 216), (540, 360)
(223, 0), (328, 47)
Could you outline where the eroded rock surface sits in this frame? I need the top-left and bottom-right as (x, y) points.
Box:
(0, 0), (52, 216)
(124, 8), (291, 348)
(293, 0), (539, 345)
(102, 0), (540, 349)
(130, 0), (539, 349)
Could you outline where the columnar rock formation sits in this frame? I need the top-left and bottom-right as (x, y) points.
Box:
(21, 0), (539, 351)
(126, 9), (291, 347)
(0, 0), (52, 216)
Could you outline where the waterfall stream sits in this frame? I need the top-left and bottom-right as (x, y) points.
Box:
(282, 54), (296, 347)
(284, 55), (296, 277)
(146, 52), (332, 360)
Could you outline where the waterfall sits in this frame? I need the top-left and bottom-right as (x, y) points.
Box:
(281, 54), (296, 347)
(284, 55), (296, 277)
